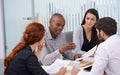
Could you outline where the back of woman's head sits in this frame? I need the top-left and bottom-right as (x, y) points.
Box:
(81, 8), (99, 25)
(4, 22), (45, 73)
(23, 22), (45, 45)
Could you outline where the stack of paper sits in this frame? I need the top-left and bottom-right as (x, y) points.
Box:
(42, 59), (92, 75)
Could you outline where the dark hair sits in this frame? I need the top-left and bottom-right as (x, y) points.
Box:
(81, 8), (99, 25)
(50, 13), (65, 23)
(81, 8), (99, 46)
(95, 17), (117, 36)
(4, 22), (45, 73)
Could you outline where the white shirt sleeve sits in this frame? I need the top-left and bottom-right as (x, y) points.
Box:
(90, 43), (108, 75)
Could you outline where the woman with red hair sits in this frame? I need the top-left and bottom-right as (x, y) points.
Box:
(4, 22), (66, 75)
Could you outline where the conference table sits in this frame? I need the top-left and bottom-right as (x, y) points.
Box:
(42, 57), (93, 75)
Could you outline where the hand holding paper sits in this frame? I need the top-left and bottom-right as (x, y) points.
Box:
(76, 45), (97, 61)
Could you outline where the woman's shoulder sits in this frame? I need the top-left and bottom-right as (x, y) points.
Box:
(74, 25), (82, 31)
(73, 25), (83, 33)
(18, 48), (35, 59)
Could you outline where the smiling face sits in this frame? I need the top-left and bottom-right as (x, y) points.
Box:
(49, 15), (65, 38)
(85, 13), (97, 28)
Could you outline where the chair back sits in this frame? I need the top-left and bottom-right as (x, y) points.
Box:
(64, 31), (73, 42)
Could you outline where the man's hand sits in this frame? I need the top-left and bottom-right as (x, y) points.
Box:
(59, 42), (76, 53)
(74, 54), (82, 59)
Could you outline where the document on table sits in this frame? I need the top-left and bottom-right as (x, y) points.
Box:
(45, 59), (72, 74)
(42, 59), (92, 75)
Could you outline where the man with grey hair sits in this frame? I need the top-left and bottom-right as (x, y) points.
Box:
(40, 13), (81, 65)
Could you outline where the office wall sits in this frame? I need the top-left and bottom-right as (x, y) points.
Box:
(35, 0), (120, 34)
(0, 0), (5, 59)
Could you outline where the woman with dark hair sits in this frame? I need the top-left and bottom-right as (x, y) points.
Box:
(73, 8), (99, 58)
(4, 22), (66, 75)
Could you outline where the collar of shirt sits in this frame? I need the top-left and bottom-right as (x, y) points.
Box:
(45, 28), (53, 40)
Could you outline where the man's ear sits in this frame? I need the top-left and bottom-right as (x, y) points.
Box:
(100, 30), (105, 37)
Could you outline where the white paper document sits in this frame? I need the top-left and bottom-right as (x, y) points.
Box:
(76, 45), (97, 61)
(46, 59), (72, 74)
(43, 59), (91, 75)
(82, 45), (97, 57)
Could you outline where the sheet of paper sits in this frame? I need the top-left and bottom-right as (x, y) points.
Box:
(43, 59), (91, 75)
(76, 45), (97, 61)
(82, 45), (97, 58)
(46, 59), (72, 74)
